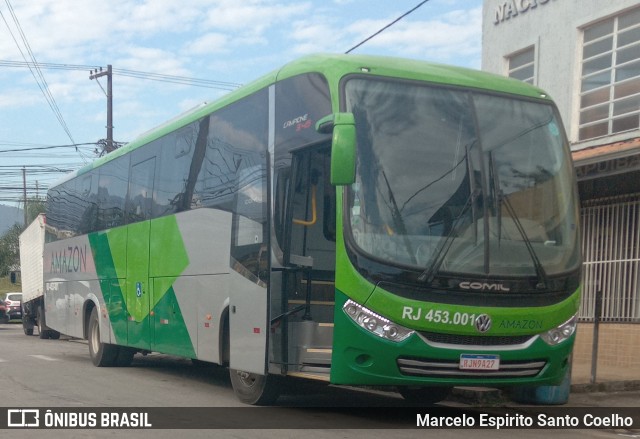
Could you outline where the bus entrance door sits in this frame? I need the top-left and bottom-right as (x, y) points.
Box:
(124, 152), (156, 351)
(125, 220), (151, 350)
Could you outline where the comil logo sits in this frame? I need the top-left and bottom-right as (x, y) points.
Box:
(460, 281), (510, 292)
(7, 409), (40, 427)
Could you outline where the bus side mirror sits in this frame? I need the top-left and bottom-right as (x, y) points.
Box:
(316, 113), (356, 186)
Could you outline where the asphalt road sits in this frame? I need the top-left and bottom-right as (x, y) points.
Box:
(0, 322), (636, 439)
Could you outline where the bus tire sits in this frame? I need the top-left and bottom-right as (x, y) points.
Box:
(229, 369), (280, 405)
(37, 306), (50, 339)
(49, 331), (61, 340)
(398, 386), (451, 405)
(88, 307), (118, 367)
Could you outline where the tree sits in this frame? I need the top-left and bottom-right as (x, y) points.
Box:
(26, 196), (46, 224)
(0, 197), (44, 277)
(0, 223), (24, 277)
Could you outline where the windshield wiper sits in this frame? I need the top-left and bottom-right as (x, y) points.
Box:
(418, 146), (478, 283)
(380, 169), (418, 265)
(489, 153), (549, 290)
(417, 187), (478, 283)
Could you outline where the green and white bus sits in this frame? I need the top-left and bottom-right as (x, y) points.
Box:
(43, 54), (581, 405)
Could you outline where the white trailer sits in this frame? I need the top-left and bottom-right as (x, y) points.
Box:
(18, 214), (59, 338)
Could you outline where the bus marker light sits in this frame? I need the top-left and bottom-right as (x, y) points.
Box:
(540, 315), (577, 346)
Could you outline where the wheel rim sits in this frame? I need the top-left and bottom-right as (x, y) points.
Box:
(90, 318), (99, 355)
(236, 371), (257, 389)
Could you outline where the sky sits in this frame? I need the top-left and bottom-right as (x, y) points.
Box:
(0, 0), (483, 208)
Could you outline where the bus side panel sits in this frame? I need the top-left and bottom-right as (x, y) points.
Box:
(67, 279), (100, 339)
(102, 277), (126, 345)
(89, 228), (129, 346)
(151, 278), (196, 358)
(229, 270), (268, 374)
(44, 280), (67, 335)
(44, 234), (103, 338)
(168, 274), (229, 363)
(149, 210), (231, 361)
(126, 220), (151, 350)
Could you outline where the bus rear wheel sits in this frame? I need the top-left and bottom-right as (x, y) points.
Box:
(88, 307), (119, 367)
(398, 386), (451, 405)
(37, 306), (50, 339)
(229, 369), (280, 405)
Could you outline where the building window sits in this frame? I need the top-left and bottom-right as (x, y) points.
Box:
(507, 46), (535, 84)
(579, 7), (640, 141)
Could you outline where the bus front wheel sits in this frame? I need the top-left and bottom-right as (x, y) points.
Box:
(229, 369), (280, 405)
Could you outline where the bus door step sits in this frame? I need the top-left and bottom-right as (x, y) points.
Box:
(297, 347), (332, 377)
(286, 370), (330, 382)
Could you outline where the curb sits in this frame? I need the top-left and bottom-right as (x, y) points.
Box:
(448, 381), (640, 406)
(570, 380), (640, 393)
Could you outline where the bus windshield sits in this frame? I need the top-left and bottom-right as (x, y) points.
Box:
(344, 77), (580, 280)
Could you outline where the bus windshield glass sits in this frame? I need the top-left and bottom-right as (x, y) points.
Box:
(344, 77), (580, 279)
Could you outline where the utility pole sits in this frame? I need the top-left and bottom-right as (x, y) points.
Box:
(22, 166), (27, 226)
(89, 64), (114, 153)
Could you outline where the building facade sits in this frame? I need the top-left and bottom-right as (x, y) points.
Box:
(482, 0), (640, 380)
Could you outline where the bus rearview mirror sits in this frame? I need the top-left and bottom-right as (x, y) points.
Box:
(316, 113), (356, 186)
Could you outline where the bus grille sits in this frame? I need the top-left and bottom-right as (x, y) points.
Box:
(397, 357), (546, 378)
(418, 331), (534, 347)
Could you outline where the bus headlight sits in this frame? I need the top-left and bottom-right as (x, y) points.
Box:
(540, 315), (577, 346)
(343, 299), (414, 342)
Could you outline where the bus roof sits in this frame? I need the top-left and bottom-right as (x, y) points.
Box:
(53, 53), (551, 188)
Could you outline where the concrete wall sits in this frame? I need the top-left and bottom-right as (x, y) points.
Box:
(573, 322), (640, 381)
(482, 0), (640, 147)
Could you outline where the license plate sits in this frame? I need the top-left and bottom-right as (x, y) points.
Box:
(459, 354), (500, 370)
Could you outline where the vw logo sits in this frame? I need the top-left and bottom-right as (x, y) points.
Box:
(474, 314), (492, 333)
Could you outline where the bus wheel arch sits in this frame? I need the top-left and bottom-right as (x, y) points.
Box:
(222, 305), (280, 405)
(219, 307), (230, 366)
(83, 300), (97, 340)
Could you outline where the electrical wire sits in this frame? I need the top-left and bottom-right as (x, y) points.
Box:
(0, 0), (77, 145)
(345, 0), (430, 54)
(0, 60), (243, 90)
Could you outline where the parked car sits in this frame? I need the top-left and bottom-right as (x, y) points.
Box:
(0, 300), (8, 324)
(4, 292), (22, 321)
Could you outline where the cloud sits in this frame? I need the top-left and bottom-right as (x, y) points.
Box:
(203, 0), (311, 35)
(187, 32), (231, 55)
(289, 6), (482, 66)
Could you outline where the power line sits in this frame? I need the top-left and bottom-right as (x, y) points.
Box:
(345, 0), (430, 54)
(0, 0), (77, 145)
(0, 60), (243, 90)
(0, 143), (97, 153)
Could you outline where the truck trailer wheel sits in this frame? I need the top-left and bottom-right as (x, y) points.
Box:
(23, 318), (34, 336)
